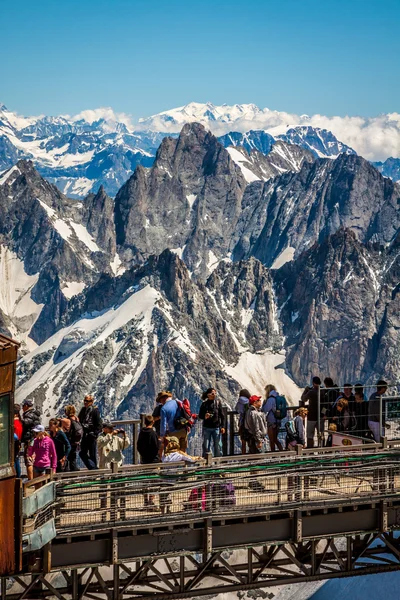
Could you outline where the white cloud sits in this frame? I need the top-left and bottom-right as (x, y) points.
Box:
(67, 107), (134, 129)
(134, 103), (400, 162)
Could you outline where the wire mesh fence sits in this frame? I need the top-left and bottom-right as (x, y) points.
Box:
(53, 450), (400, 534)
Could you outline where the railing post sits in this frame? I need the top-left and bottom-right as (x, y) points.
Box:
(317, 386), (321, 447)
(229, 411), (236, 455)
(134, 422), (140, 465)
(221, 407), (228, 456)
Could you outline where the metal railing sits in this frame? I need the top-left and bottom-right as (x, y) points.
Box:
(52, 447), (400, 535)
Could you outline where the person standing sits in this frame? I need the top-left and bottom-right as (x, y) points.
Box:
(137, 415), (161, 465)
(21, 400), (41, 480)
(97, 422), (130, 469)
(137, 415), (161, 508)
(235, 389), (251, 454)
(63, 405), (83, 471)
(301, 377), (322, 448)
(14, 404), (23, 478)
(159, 391), (188, 451)
(49, 418), (71, 472)
(353, 388), (368, 437)
(199, 388), (226, 458)
(78, 395), (102, 470)
(322, 377), (339, 424)
(28, 425), (57, 478)
(368, 380), (388, 442)
(244, 395), (267, 454)
(262, 385), (283, 452)
(286, 407), (307, 449)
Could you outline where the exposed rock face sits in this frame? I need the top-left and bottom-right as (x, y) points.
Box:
(226, 141), (315, 183)
(4, 122), (399, 415)
(16, 251), (290, 418)
(218, 130), (275, 155)
(274, 229), (400, 385)
(0, 160), (117, 347)
(233, 153), (400, 267)
(83, 186), (116, 256)
(115, 123), (247, 278)
(373, 157), (400, 182)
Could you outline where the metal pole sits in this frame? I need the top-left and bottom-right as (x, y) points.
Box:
(317, 385), (321, 447)
(379, 394), (383, 443)
(229, 412), (235, 456)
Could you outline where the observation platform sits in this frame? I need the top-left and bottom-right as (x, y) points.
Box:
(4, 441), (400, 599)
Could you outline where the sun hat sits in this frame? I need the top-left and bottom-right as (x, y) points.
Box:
(33, 424), (45, 433)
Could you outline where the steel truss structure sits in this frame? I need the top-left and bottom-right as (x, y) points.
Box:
(4, 532), (400, 599)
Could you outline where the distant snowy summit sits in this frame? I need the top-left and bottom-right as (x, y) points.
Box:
(0, 101), (399, 198)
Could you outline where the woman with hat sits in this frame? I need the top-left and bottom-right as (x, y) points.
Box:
(28, 425), (57, 477)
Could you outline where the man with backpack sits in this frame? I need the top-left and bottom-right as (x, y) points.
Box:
(63, 405), (83, 471)
(199, 388), (226, 458)
(78, 395), (102, 470)
(262, 385), (286, 452)
(159, 391), (190, 451)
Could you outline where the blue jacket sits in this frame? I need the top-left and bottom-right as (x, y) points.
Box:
(160, 399), (179, 437)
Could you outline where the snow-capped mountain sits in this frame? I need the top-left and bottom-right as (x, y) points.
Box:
(0, 104), (158, 198)
(1, 102), (399, 200)
(225, 141), (314, 182)
(137, 102), (267, 132)
(4, 122), (399, 421)
(218, 127), (354, 160)
(277, 126), (356, 158)
(373, 157), (400, 182)
(135, 102), (400, 162)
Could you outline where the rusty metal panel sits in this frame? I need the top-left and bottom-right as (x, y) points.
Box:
(0, 478), (16, 575)
(0, 365), (13, 394)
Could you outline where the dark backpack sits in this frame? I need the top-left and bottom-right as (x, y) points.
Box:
(216, 482), (236, 506)
(70, 420), (83, 445)
(285, 419), (301, 444)
(173, 400), (192, 431)
(274, 395), (288, 420)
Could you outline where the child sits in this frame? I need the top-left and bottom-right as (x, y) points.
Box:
(160, 437), (202, 514)
(28, 425), (57, 477)
(285, 408), (307, 449)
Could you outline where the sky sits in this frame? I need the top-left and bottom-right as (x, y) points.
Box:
(0, 0), (399, 121)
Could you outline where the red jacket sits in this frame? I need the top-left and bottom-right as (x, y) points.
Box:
(14, 418), (23, 440)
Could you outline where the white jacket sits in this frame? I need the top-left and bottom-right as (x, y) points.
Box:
(97, 433), (130, 469)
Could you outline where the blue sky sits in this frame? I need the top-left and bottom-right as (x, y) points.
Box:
(0, 0), (398, 119)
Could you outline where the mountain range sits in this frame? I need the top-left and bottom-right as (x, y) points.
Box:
(0, 121), (397, 421)
(1, 102), (399, 199)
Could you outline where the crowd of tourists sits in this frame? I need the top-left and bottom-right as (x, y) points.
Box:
(13, 379), (389, 478)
